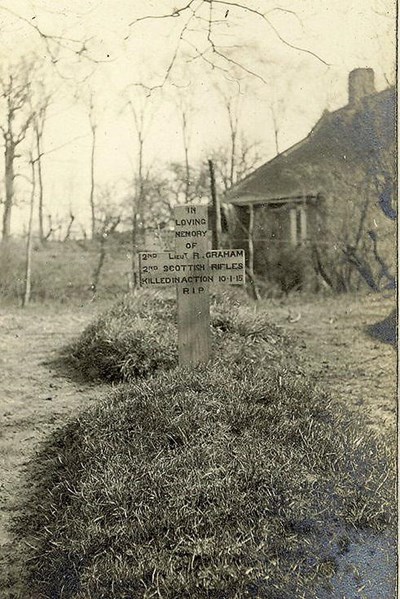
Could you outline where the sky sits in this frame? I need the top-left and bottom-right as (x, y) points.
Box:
(0, 0), (396, 236)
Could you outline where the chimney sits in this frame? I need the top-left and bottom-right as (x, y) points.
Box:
(348, 68), (375, 105)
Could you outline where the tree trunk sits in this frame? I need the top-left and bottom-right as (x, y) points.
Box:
(271, 106), (280, 155)
(63, 212), (75, 242)
(184, 143), (190, 203)
(131, 204), (139, 289)
(137, 136), (144, 227)
(91, 237), (107, 296)
(35, 126), (45, 242)
(89, 123), (96, 239)
(2, 143), (15, 240)
(131, 135), (145, 289)
(91, 217), (120, 296)
(226, 100), (238, 188)
(22, 160), (35, 307)
(182, 111), (190, 202)
(230, 129), (236, 187)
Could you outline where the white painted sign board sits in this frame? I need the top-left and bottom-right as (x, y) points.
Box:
(138, 250), (245, 287)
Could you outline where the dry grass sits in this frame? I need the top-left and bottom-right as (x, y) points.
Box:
(0, 238), (131, 304)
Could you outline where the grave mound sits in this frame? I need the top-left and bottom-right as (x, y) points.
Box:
(58, 288), (293, 383)
(19, 359), (395, 598)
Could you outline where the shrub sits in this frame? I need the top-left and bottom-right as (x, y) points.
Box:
(19, 361), (395, 598)
(267, 247), (310, 295)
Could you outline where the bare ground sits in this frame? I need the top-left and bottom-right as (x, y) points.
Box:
(0, 301), (111, 597)
(0, 292), (397, 598)
(267, 291), (397, 435)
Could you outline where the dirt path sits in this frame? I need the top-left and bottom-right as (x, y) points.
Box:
(267, 292), (397, 435)
(0, 302), (110, 597)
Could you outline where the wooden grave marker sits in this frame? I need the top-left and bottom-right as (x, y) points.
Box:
(138, 204), (245, 367)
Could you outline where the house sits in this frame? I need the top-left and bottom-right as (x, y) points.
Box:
(225, 69), (396, 292)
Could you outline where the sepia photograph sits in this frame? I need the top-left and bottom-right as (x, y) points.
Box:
(0, 1), (396, 597)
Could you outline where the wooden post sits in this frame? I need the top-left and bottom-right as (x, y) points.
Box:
(175, 205), (210, 367)
(247, 204), (261, 300)
(300, 206), (307, 243)
(248, 204), (255, 276)
(290, 207), (297, 246)
(208, 159), (221, 249)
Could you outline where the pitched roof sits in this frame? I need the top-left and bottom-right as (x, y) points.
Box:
(226, 87), (396, 206)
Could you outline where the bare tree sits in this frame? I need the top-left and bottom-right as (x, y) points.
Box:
(32, 106), (87, 242)
(208, 158), (221, 248)
(32, 86), (52, 242)
(0, 58), (37, 239)
(88, 182), (124, 295)
(163, 76), (198, 204)
(226, 94), (240, 187)
(209, 136), (262, 195)
(124, 88), (158, 285)
(91, 217), (121, 297)
(270, 104), (280, 155)
(43, 213), (58, 241)
(88, 93), (97, 240)
(63, 210), (75, 242)
(74, 85), (101, 240)
(212, 80), (243, 188)
(209, 80), (263, 192)
(22, 152), (36, 307)
(130, 103), (145, 286)
(306, 143), (396, 293)
(170, 85), (196, 203)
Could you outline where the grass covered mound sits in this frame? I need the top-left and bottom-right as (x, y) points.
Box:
(61, 289), (293, 382)
(61, 291), (178, 381)
(20, 362), (395, 599)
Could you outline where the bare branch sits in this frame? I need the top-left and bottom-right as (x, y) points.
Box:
(209, 44), (269, 84)
(212, 0), (330, 65)
(128, 1), (197, 27)
(129, 6), (200, 94)
(265, 6), (304, 28)
(0, 5), (113, 67)
(34, 134), (88, 162)
(15, 113), (35, 145)
(0, 5), (74, 62)
(126, 0), (329, 90)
